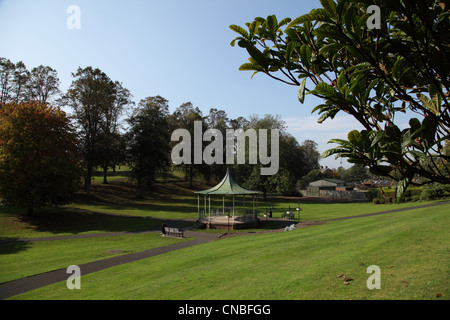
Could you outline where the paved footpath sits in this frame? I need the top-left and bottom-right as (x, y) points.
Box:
(0, 230), (218, 300)
(1, 200), (448, 299)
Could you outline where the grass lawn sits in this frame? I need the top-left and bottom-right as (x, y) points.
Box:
(60, 178), (443, 222)
(0, 207), (162, 239)
(0, 233), (191, 283)
(10, 204), (450, 300)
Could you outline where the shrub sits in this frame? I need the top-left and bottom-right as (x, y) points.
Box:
(367, 188), (378, 200)
(420, 183), (450, 200)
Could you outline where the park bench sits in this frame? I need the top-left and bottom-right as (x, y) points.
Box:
(163, 226), (184, 238)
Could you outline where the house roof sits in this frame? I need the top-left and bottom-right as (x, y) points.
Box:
(309, 178), (345, 187)
(194, 169), (260, 195)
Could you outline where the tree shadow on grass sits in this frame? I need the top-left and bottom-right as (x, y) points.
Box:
(13, 208), (165, 236)
(0, 238), (33, 254)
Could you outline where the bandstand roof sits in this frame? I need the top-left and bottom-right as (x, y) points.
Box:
(194, 169), (260, 195)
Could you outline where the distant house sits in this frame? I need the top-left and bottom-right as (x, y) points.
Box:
(302, 178), (366, 200)
(309, 178), (346, 190)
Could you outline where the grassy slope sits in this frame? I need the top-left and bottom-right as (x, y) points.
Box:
(11, 205), (450, 300)
(0, 233), (190, 283)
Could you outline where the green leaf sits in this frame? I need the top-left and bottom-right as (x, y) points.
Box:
(317, 108), (339, 123)
(285, 9), (332, 30)
(396, 169), (414, 203)
(319, 0), (338, 20)
(245, 45), (269, 70)
(229, 25), (249, 39)
(286, 41), (301, 61)
(278, 17), (292, 28)
(238, 63), (264, 72)
(429, 84), (442, 114)
(417, 93), (439, 115)
(370, 130), (385, 147)
(312, 82), (337, 98)
(421, 115), (438, 148)
(369, 165), (393, 176)
(266, 15), (278, 36)
(299, 45), (312, 68)
(347, 130), (361, 145)
(298, 78), (307, 104)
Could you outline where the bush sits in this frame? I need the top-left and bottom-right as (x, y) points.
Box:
(367, 188), (378, 200)
(420, 183), (450, 200)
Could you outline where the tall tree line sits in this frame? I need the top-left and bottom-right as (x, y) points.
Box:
(1, 57), (322, 201)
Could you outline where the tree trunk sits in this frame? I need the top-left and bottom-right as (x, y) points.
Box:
(136, 177), (144, 199)
(84, 161), (93, 195)
(102, 165), (108, 184)
(84, 175), (91, 195)
(27, 207), (35, 217)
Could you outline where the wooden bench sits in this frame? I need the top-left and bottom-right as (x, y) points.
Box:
(163, 226), (184, 238)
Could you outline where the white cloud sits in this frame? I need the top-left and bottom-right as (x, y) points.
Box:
(284, 114), (365, 169)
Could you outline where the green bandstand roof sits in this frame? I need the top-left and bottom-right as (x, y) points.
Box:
(194, 169), (260, 195)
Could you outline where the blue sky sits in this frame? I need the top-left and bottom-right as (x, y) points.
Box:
(0, 0), (366, 168)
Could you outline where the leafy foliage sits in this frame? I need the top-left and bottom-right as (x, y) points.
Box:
(126, 96), (172, 198)
(230, 0), (450, 199)
(0, 102), (81, 215)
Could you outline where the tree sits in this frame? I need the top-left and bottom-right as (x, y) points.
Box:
(126, 96), (171, 198)
(0, 58), (62, 105)
(0, 58), (16, 105)
(170, 102), (207, 186)
(0, 102), (81, 216)
(96, 81), (133, 184)
(26, 65), (61, 104)
(230, 0), (450, 200)
(233, 114), (291, 200)
(65, 67), (117, 194)
(12, 61), (29, 103)
(298, 168), (334, 189)
(300, 140), (321, 174)
(342, 164), (369, 183)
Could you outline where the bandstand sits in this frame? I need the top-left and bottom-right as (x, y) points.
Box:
(194, 169), (260, 230)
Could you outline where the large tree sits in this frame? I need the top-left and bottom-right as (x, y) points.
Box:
(126, 96), (171, 198)
(65, 67), (117, 194)
(26, 65), (61, 104)
(170, 102), (207, 186)
(96, 81), (133, 184)
(230, 0), (450, 200)
(0, 102), (81, 216)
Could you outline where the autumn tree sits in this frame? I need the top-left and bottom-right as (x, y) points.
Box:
(230, 0), (450, 200)
(0, 102), (81, 216)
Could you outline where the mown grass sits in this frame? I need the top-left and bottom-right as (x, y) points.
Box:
(11, 205), (450, 300)
(0, 233), (191, 283)
(63, 177), (441, 222)
(0, 207), (162, 239)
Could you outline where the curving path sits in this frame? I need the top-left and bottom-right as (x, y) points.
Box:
(1, 200), (448, 299)
(0, 230), (218, 300)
